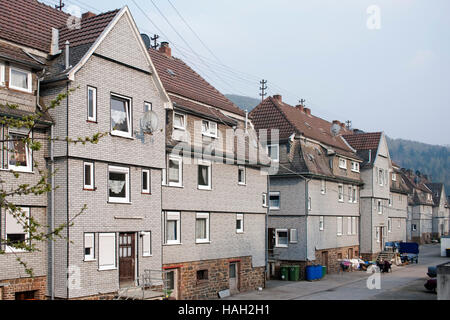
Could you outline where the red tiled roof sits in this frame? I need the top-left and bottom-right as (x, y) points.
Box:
(250, 96), (356, 157)
(342, 132), (382, 151)
(0, 42), (44, 67)
(59, 9), (120, 48)
(149, 48), (245, 117)
(0, 0), (69, 52)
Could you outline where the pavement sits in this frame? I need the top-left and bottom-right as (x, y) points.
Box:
(226, 244), (449, 300)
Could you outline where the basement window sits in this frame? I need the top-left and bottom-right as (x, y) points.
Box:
(197, 270), (209, 281)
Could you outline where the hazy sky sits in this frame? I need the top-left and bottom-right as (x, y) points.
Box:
(43, 0), (450, 145)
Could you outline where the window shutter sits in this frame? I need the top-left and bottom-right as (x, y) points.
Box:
(99, 233), (116, 270)
(142, 232), (151, 256)
(6, 209), (28, 234)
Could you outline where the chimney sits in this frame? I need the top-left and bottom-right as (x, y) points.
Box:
(304, 108), (311, 116)
(332, 120), (340, 126)
(82, 11), (96, 19)
(296, 104), (305, 112)
(50, 28), (61, 55)
(340, 122), (346, 129)
(159, 42), (172, 57)
(273, 94), (282, 102)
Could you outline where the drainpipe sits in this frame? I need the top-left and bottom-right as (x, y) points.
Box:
(265, 174), (270, 282)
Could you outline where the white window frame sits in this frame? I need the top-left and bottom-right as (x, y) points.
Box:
(236, 214), (244, 234)
(5, 207), (30, 253)
(392, 173), (397, 181)
(197, 160), (212, 190)
(84, 233), (95, 261)
(195, 212), (210, 243)
(412, 224), (417, 231)
(348, 186), (353, 203)
(9, 66), (32, 93)
(321, 179), (326, 194)
(83, 162), (94, 190)
(339, 158), (347, 169)
(262, 193), (268, 208)
(319, 216), (324, 231)
(377, 200), (383, 214)
(165, 212), (181, 245)
(161, 168), (167, 186)
(108, 165), (130, 203)
(98, 233), (117, 271)
(269, 192), (281, 210)
(110, 93), (132, 138)
(142, 169), (151, 194)
(388, 218), (392, 233)
(308, 197), (312, 211)
(144, 102), (152, 113)
(289, 229), (298, 243)
(7, 128), (33, 173)
(142, 231), (152, 257)
(379, 169), (384, 186)
(168, 156), (183, 187)
(351, 161), (360, 173)
(275, 229), (289, 248)
(337, 217), (343, 236)
(389, 194), (393, 207)
(201, 120), (218, 138)
(352, 217), (357, 235)
(87, 86), (97, 122)
(347, 217), (352, 235)
(238, 165), (246, 185)
(338, 184), (344, 202)
(353, 187), (358, 203)
(376, 227), (380, 243)
(0, 62), (5, 86)
(173, 112), (186, 131)
(267, 144), (279, 162)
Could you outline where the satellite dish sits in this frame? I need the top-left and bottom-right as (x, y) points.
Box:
(140, 110), (159, 134)
(141, 34), (151, 50)
(331, 123), (341, 136)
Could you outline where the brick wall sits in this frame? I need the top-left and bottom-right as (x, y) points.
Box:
(0, 276), (46, 300)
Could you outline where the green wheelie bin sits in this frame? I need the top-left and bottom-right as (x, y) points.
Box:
(280, 266), (289, 281)
(289, 266), (300, 281)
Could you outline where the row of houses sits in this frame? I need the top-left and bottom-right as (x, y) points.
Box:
(0, 0), (448, 300)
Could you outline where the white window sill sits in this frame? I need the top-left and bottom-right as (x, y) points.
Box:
(84, 258), (96, 262)
(202, 133), (218, 139)
(111, 132), (134, 140)
(196, 240), (211, 244)
(173, 127), (186, 131)
(198, 186), (212, 191)
(2, 167), (34, 174)
(338, 200), (344, 203)
(9, 85), (32, 93)
(238, 183), (246, 186)
(236, 231), (245, 234)
(275, 245), (288, 248)
(143, 254), (153, 258)
(98, 267), (117, 271)
(168, 184), (184, 188)
(5, 247), (27, 254)
(108, 200), (132, 205)
(164, 242), (182, 246)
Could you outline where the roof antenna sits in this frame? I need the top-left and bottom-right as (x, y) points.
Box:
(55, 0), (65, 11)
(151, 34), (160, 50)
(345, 120), (352, 130)
(259, 79), (267, 102)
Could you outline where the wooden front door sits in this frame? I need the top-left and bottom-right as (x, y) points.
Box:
(348, 248), (354, 259)
(229, 263), (239, 294)
(119, 233), (135, 287)
(165, 269), (178, 299)
(378, 227), (384, 251)
(322, 251), (329, 273)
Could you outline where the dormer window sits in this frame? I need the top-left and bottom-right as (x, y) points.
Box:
(9, 66), (32, 93)
(267, 144), (279, 162)
(351, 162), (360, 173)
(173, 112), (186, 130)
(339, 158), (347, 169)
(202, 120), (218, 138)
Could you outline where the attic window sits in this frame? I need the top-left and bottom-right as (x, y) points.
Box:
(167, 69), (176, 76)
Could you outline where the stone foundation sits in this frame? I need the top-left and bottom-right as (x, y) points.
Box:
(0, 276), (46, 300)
(163, 256), (265, 300)
(360, 253), (379, 261)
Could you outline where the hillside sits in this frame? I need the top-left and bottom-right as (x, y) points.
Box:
(225, 94), (260, 112)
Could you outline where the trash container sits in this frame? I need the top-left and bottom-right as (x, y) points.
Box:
(306, 266), (315, 281)
(314, 265), (323, 280)
(289, 266), (300, 281)
(322, 266), (327, 278)
(446, 249), (450, 258)
(280, 266), (289, 281)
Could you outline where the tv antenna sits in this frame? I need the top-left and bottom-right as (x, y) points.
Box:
(259, 79), (268, 102)
(151, 34), (160, 50)
(55, 0), (65, 10)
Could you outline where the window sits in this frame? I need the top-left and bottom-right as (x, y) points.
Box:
(236, 214), (244, 233)
(87, 86), (97, 122)
(84, 233), (95, 261)
(7, 128), (32, 172)
(375, 227), (380, 243)
(352, 217), (357, 235)
(347, 217), (352, 235)
(379, 169), (384, 186)
(173, 112), (186, 130)
(412, 224), (417, 231)
(196, 212), (210, 243)
(110, 94), (132, 138)
(165, 212), (180, 245)
(0, 62), (4, 86)
(319, 216), (324, 231)
(348, 186), (353, 203)
(339, 158), (347, 169)
(144, 102), (152, 112)
(142, 169), (151, 194)
(389, 194), (393, 206)
(352, 187), (358, 203)
(198, 160), (211, 190)
(337, 217), (343, 236)
(161, 168), (167, 186)
(351, 161), (360, 172)
(262, 193), (268, 207)
(267, 144), (279, 162)
(321, 179), (326, 194)
(9, 67), (32, 92)
(142, 231), (152, 257)
(5, 207), (30, 253)
(377, 200), (383, 214)
(202, 120), (218, 138)
(83, 162), (94, 190)
(238, 166), (246, 185)
(388, 218), (392, 233)
(108, 166), (130, 203)
(290, 229), (298, 243)
(275, 229), (288, 248)
(197, 270), (208, 281)
(168, 156), (182, 187)
(338, 184), (344, 202)
(269, 192), (280, 210)
(308, 197), (312, 211)
(392, 173), (397, 181)
(98, 233), (116, 271)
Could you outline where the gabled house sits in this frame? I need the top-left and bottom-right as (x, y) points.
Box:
(342, 131), (398, 260)
(426, 183), (450, 239)
(0, 0), (171, 299)
(0, 0), (68, 300)
(148, 43), (268, 299)
(387, 162), (409, 244)
(400, 169), (434, 244)
(250, 96), (362, 279)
